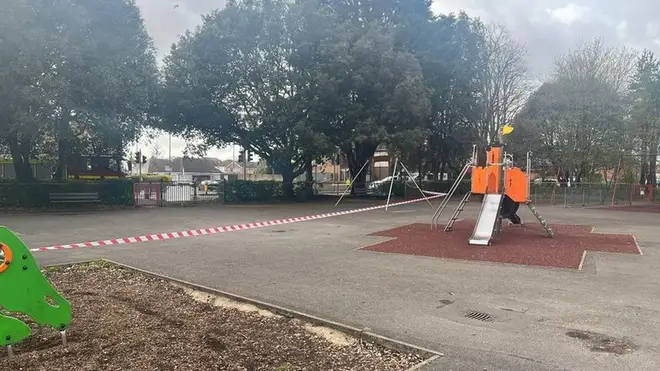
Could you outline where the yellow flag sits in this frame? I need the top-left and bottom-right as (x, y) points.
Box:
(502, 125), (514, 135)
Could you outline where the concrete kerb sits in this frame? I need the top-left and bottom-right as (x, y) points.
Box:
(101, 259), (444, 368)
(40, 259), (443, 370)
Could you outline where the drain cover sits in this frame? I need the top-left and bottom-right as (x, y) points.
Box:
(464, 310), (494, 322)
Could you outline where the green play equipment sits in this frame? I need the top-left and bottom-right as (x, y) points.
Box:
(0, 226), (72, 356)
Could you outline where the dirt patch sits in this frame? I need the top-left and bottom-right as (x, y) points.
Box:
(362, 221), (639, 269)
(1, 262), (422, 371)
(566, 329), (638, 354)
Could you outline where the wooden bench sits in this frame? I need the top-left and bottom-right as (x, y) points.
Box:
(48, 192), (101, 206)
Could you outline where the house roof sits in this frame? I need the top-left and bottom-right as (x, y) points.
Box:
(149, 157), (223, 173)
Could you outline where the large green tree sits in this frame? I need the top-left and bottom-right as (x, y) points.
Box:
(629, 50), (660, 185)
(161, 0), (333, 197)
(0, 0), (64, 181)
(0, 0), (158, 181)
(49, 0), (159, 180)
(298, 0), (432, 191)
(420, 13), (486, 178)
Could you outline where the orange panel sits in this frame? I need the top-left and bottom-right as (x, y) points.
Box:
(486, 166), (501, 193)
(487, 146), (503, 165)
(505, 167), (528, 202)
(485, 146), (503, 194)
(471, 166), (487, 194)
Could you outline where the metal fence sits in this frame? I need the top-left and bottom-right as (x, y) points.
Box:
(314, 179), (660, 207)
(133, 182), (223, 207)
(529, 182), (658, 207)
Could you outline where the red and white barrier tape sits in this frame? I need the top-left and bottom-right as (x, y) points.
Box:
(31, 193), (446, 253)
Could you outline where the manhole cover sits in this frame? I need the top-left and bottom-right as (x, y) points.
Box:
(464, 310), (494, 322)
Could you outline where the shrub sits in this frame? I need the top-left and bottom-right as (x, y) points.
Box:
(372, 180), (471, 198)
(223, 180), (317, 203)
(0, 179), (136, 208)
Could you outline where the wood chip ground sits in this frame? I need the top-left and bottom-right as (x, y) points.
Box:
(1, 262), (422, 371)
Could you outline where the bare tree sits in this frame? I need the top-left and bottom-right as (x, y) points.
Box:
(150, 143), (163, 159)
(513, 37), (638, 183)
(475, 23), (531, 145)
(554, 38), (637, 95)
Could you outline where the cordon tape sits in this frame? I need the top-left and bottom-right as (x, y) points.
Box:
(31, 192), (446, 253)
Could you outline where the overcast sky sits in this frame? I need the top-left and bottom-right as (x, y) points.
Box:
(134, 0), (660, 160)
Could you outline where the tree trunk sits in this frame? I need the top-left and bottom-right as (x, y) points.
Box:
(640, 161), (648, 185)
(306, 165), (313, 183)
(650, 134), (658, 185)
(345, 141), (377, 196)
(640, 139), (649, 185)
(8, 135), (34, 183)
(281, 170), (295, 200)
(56, 109), (71, 181)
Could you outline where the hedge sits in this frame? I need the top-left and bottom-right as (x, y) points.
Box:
(223, 180), (317, 203)
(128, 174), (172, 182)
(372, 180), (472, 198)
(0, 179), (135, 208)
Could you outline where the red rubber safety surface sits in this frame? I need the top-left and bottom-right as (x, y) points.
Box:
(361, 221), (640, 269)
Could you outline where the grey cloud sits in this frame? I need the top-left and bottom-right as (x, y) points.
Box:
(135, 0), (660, 72)
(134, 0), (229, 157)
(135, 0), (227, 55)
(434, 0), (660, 76)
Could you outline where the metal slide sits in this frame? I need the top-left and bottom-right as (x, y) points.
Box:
(468, 193), (504, 246)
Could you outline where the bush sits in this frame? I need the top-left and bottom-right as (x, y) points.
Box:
(128, 174), (172, 182)
(0, 179), (136, 208)
(223, 180), (317, 203)
(374, 180), (471, 198)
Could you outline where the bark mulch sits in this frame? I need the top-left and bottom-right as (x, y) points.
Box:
(362, 221), (640, 269)
(1, 262), (423, 371)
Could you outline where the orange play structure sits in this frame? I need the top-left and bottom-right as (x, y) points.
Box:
(470, 145), (528, 202)
(432, 136), (553, 246)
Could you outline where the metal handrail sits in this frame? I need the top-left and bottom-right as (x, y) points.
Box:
(526, 151), (531, 201)
(430, 145), (477, 229)
(431, 161), (472, 229)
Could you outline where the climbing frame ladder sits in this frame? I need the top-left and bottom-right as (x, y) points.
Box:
(431, 163), (472, 229)
(430, 146), (477, 229)
(526, 201), (554, 237)
(444, 192), (471, 231)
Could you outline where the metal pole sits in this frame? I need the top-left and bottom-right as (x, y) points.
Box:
(335, 160), (369, 207)
(385, 158), (399, 211)
(243, 149), (247, 180)
(526, 152), (531, 201)
(400, 161), (433, 209)
(138, 148), (142, 181)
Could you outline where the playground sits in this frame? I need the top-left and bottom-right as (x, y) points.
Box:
(2, 140), (660, 370)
